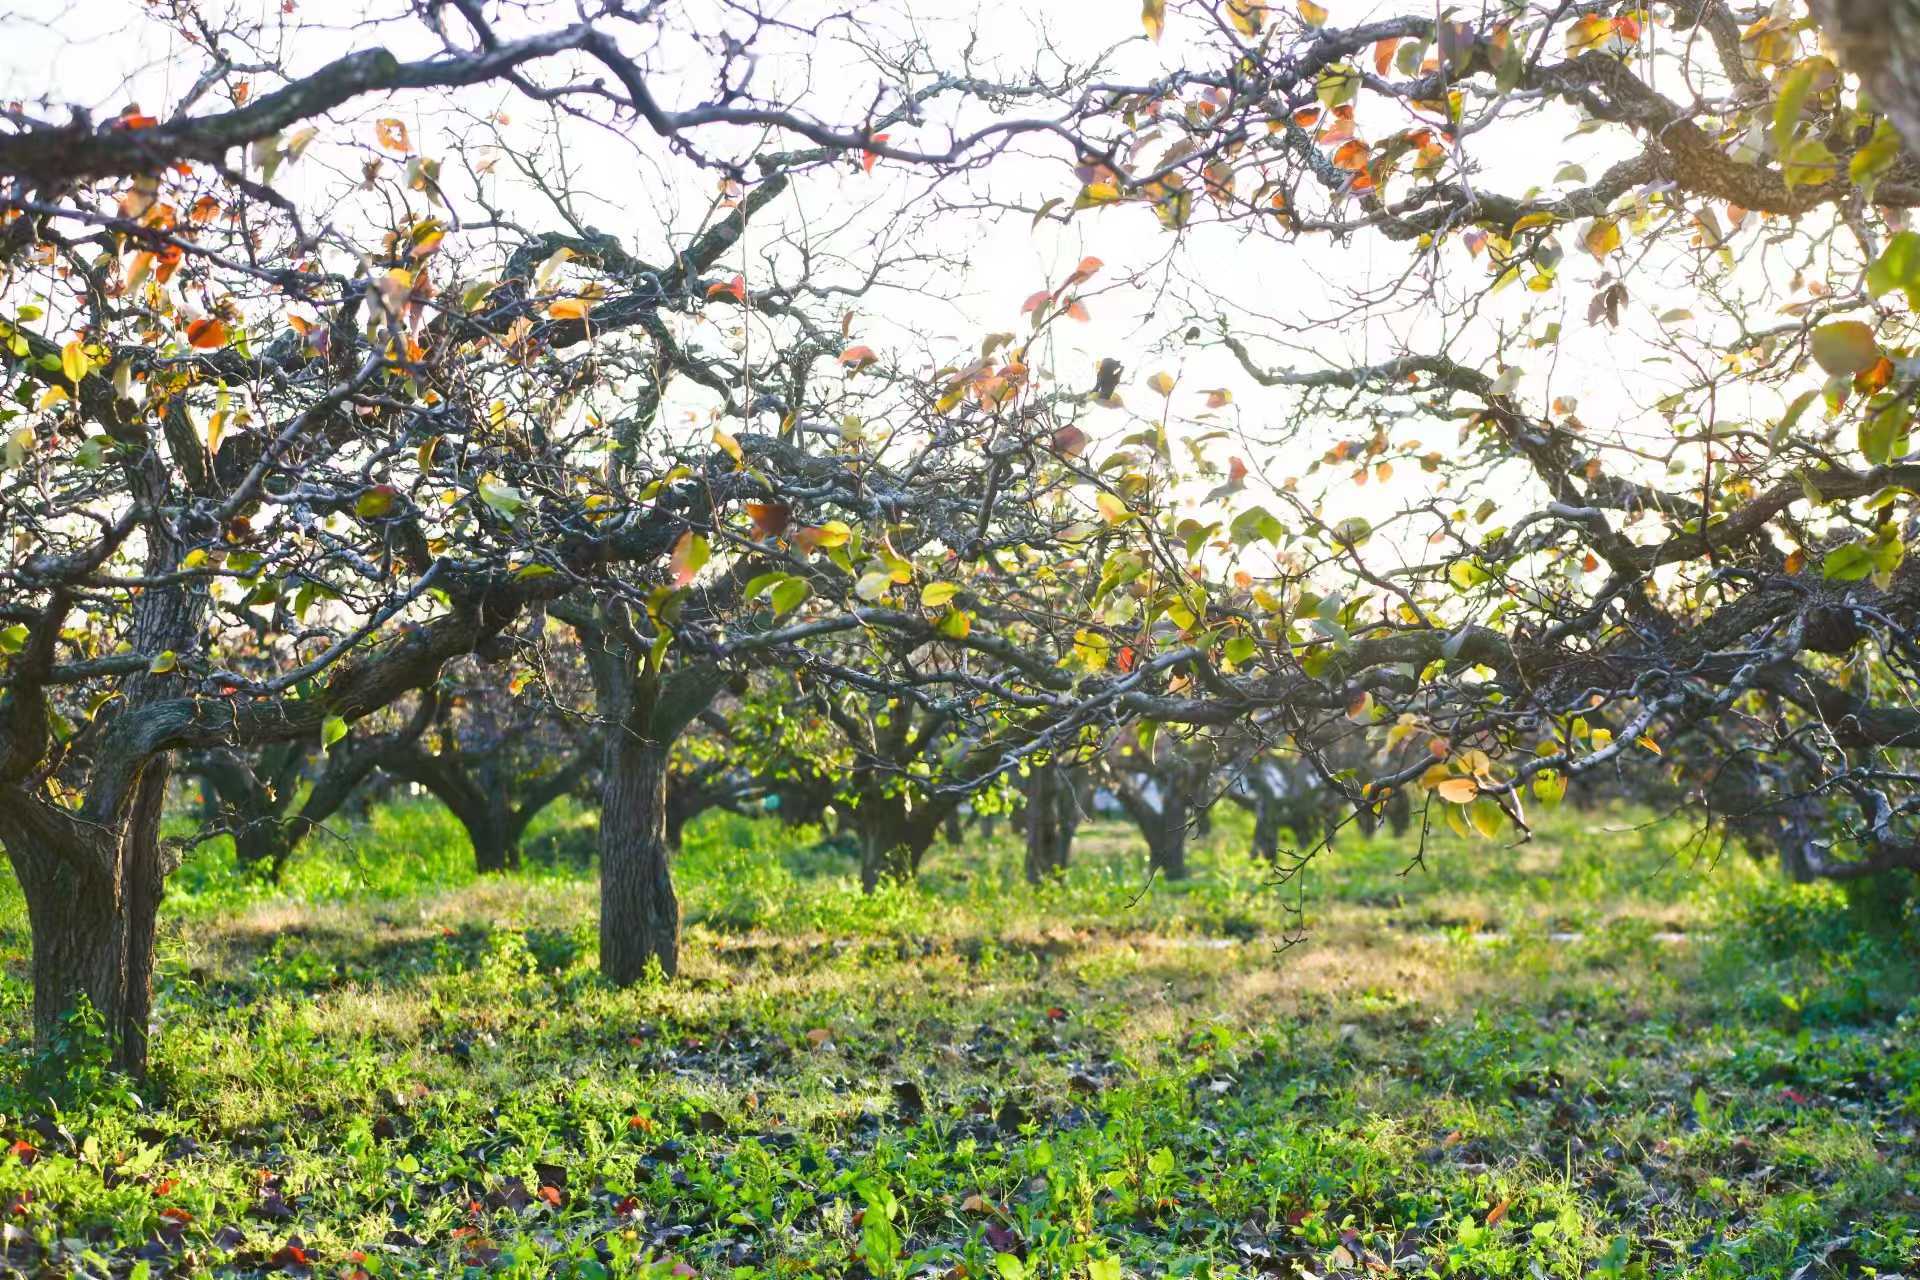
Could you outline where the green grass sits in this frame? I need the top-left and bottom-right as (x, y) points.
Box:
(2, 801), (1917, 1278)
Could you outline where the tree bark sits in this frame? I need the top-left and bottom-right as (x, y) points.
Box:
(600, 728), (678, 982)
(1147, 787), (1189, 881)
(2, 762), (168, 1075)
(1023, 765), (1071, 883)
(854, 796), (945, 891)
(1114, 767), (1192, 881)
(575, 615), (731, 985)
(1251, 799), (1282, 863)
(1813, 0), (1920, 155)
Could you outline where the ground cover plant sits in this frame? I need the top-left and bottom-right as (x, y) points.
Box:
(3, 802), (1915, 1279)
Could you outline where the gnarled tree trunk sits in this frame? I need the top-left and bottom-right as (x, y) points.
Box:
(2, 754), (169, 1075)
(1114, 767), (1192, 882)
(852, 788), (949, 892)
(573, 607), (733, 985)
(600, 728), (677, 982)
(1023, 764), (1072, 883)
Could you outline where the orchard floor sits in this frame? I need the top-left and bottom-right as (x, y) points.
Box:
(2, 803), (1918, 1279)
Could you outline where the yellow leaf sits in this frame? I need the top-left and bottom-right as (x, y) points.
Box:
(1096, 492), (1131, 524)
(375, 118), (412, 152)
(1566, 14), (1613, 54)
(1582, 218), (1622, 259)
(713, 427), (743, 464)
(1295, 0), (1325, 28)
(1142, 0), (1166, 41)
(547, 297), (591, 321)
(1147, 371), (1177, 395)
(60, 339), (90, 386)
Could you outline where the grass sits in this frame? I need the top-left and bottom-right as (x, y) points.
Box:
(2, 798), (1917, 1278)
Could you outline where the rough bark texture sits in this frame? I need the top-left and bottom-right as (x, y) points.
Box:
(0, 747), (170, 1075)
(1023, 764), (1073, 883)
(600, 728), (678, 982)
(576, 610), (733, 984)
(854, 794), (946, 892)
(1815, 0), (1920, 155)
(1114, 766), (1193, 882)
(381, 735), (593, 873)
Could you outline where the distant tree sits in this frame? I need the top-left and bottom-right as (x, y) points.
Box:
(185, 694), (433, 879)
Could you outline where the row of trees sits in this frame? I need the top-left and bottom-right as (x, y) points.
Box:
(6, 0), (1920, 1075)
(183, 650), (1384, 889)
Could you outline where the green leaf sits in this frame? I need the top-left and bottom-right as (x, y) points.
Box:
(1859, 400), (1911, 465)
(771, 576), (810, 616)
(1771, 389), (1819, 452)
(1851, 119), (1902, 194)
(1779, 135), (1835, 190)
(148, 650), (177, 673)
(322, 715), (349, 748)
(478, 479), (525, 518)
(855, 568), (893, 602)
(0, 623), (27, 653)
(1866, 230), (1920, 307)
(355, 485), (399, 519)
(1770, 59), (1820, 155)
(1223, 635), (1256, 666)
(1810, 321), (1878, 376)
(920, 580), (960, 608)
(1315, 63), (1359, 110)
(1822, 541), (1875, 581)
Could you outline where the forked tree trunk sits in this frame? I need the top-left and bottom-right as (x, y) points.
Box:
(1251, 800), (1282, 863)
(4, 762), (169, 1076)
(859, 812), (916, 892)
(854, 797), (945, 892)
(600, 731), (677, 983)
(1116, 767), (1192, 882)
(1024, 766), (1071, 883)
(1147, 780), (1190, 881)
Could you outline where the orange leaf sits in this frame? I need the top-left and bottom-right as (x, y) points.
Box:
(1435, 777), (1479, 804)
(1374, 37), (1402, 76)
(669, 530), (707, 586)
(839, 345), (878, 370)
(1052, 425), (1089, 457)
(186, 317), (229, 349)
(707, 275), (747, 303)
(375, 118), (412, 152)
(1063, 299), (1091, 322)
(747, 501), (791, 538)
(1064, 255), (1104, 286)
(861, 133), (891, 174)
(1020, 289), (1052, 314)
(1330, 140), (1371, 171)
